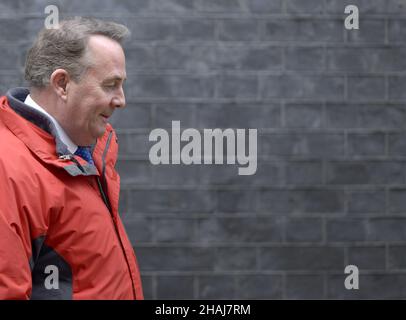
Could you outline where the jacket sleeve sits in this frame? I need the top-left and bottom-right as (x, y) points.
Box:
(0, 211), (32, 299)
(0, 162), (32, 299)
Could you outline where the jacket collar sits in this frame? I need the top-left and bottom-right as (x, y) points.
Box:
(6, 88), (74, 156)
(1, 87), (116, 177)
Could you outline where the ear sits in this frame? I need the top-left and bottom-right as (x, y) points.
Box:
(50, 69), (70, 101)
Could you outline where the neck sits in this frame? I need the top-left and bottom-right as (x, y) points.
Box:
(30, 87), (59, 118)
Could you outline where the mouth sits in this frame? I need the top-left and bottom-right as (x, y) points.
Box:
(100, 114), (111, 123)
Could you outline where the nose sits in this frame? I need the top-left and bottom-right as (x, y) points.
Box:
(111, 87), (126, 109)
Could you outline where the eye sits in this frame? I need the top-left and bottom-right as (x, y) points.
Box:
(103, 82), (118, 90)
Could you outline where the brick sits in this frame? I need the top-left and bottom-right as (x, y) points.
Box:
(326, 161), (404, 185)
(260, 133), (345, 157)
(325, 0), (385, 14)
(347, 133), (385, 156)
(125, 75), (173, 99)
(259, 189), (345, 214)
(250, 163), (285, 186)
(116, 132), (129, 155)
(116, 160), (152, 185)
(0, 0), (20, 13)
(264, 19), (343, 42)
(26, 0), (151, 14)
(285, 47), (325, 71)
(388, 1), (406, 14)
(177, 19), (215, 41)
(176, 76), (215, 98)
(236, 275), (283, 299)
(128, 190), (215, 213)
(216, 45), (282, 71)
(154, 104), (195, 128)
(197, 162), (283, 187)
(388, 246), (406, 269)
(136, 246), (214, 271)
(368, 218), (406, 242)
(260, 246), (345, 271)
(388, 189), (406, 214)
(124, 45), (155, 71)
(326, 104), (406, 129)
(19, 41), (32, 62)
(347, 77), (385, 101)
(285, 218), (323, 242)
(95, 0), (152, 13)
(22, 18), (47, 42)
(327, 48), (406, 73)
(140, 275), (154, 300)
(346, 20), (385, 44)
(389, 20), (406, 42)
(126, 17), (215, 44)
(196, 165), (257, 186)
(286, 0), (324, 14)
(389, 76), (406, 100)
(198, 275), (235, 299)
(389, 133), (406, 156)
(214, 247), (257, 271)
(285, 104), (323, 128)
(17, 0), (64, 13)
(286, 161), (323, 185)
(217, 190), (258, 213)
(327, 274), (406, 299)
(128, 19), (179, 41)
(325, 104), (358, 128)
(326, 218), (367, 242)
(198, 217), (283, 243)
(347, 190), (386, 214)
(118, 188), (128, 214)
(286, 275), (324, 299)
(126, 133), (150, 157)
(348, 246), (386, 270)
(216, 75), (258, 99)
(218, 19), (259, 41)
(152, 165), (199, 186)
(196, 103), (281, 129)
(0, 19), (27, 42)
(156, 45), (215, 72)
(196, 0), (246, 13)
(154, 218), (195, 242)
(0, 46), (20, 71)
(125, 75), (214, 99)
(248, 0), (282, 13)
(156, 276), (194, 300)
(262, 75), (344, 99)
(157, 275), (194, 299)
(109, 104), (151, 129)
(121, 216), (153, 244)
(0, 74), (21, 96)
(153, 0), (194, 13)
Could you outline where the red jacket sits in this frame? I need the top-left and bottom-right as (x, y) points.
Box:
(0, 88), (143, 300)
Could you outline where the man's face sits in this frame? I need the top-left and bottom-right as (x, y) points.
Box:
(62, 35), (127, 146)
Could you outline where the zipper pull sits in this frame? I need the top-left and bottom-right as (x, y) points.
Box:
(59, 155), (73, 161)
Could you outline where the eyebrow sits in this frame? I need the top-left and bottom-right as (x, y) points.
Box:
(103, 76), (127, 83)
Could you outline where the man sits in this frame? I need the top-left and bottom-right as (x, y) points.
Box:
(0, 17), (143, 300)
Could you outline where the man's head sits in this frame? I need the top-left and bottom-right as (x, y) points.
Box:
(24, 17), (130, 146)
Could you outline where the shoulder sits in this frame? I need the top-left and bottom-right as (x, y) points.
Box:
(0, 119), (37, 177)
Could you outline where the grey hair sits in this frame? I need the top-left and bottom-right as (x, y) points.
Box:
(24, 17), (130, 87)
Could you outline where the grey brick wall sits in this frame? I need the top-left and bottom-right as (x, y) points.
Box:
(2, 0), (406, 299)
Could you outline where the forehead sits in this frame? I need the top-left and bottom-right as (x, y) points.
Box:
(85, 35), (126, 79)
